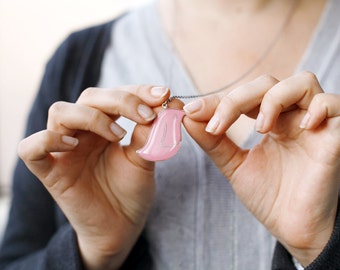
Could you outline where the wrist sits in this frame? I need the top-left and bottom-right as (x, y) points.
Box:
(281, 204), (337, 267)
(273, 200), (340, 269)
(78, 241), (124, 270)
(283, 220), (335, 267)
(77, 233), (139, 270)
(286, 246), (323, 268)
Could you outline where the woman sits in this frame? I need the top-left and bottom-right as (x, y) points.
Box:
(1, 0), (339, 269)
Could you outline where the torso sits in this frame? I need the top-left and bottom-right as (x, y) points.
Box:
(97, 1), (339, 267)
(159, 0), (327, 146)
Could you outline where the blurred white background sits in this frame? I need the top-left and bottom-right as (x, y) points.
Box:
(0, 0), (151, 238)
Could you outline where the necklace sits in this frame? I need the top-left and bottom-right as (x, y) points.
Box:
(163, 0), (298, 108)
(137, 0), (298, 161)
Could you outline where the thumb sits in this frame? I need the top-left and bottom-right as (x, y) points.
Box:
(18, 130), (79, 181)
(183, 116), (246, 179)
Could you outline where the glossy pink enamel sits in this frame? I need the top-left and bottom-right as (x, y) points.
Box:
(137, 109), (185, 161)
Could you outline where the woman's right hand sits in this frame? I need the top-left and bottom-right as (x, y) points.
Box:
(18, 85), (170, 270)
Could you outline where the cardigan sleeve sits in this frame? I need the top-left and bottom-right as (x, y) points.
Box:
(272, 199), (340, 270)
(0, 223), (83, 270)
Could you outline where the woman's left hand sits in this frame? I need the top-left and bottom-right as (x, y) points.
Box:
(183, 71), (340, 267)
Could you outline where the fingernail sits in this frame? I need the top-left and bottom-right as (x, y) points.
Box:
(138, 104), (156, 121)
(206, 115), (220, 133)
(299, 112), (310, 129)
(255, 112), (264, 132)
(183, 100), (202, 114)
(151, 86), (169, 98)
(62, 135), (79, 146)
(110, 123), (126, 138)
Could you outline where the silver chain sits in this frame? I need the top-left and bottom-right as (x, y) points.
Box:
(162, 0), (298, 109)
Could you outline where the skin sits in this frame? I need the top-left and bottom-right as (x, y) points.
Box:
(183, 72), (340, 266)
(18, 73), (340, 269)
(17, 0), (338, 269)
(18, 85), (173, 269)
(159, 0), (327, 145)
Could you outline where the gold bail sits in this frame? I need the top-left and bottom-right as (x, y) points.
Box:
(162, 98), (172, 109)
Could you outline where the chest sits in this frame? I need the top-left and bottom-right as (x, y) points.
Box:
(169, 1), (327, 146)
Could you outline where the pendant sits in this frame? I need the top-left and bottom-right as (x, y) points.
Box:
(137, 108), (185, 161)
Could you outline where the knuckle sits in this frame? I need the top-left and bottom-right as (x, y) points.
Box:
(220, 95), (241, 114)
(215, 92), (224, 104)
(79, 87), (97, 100)
(48, 101), (67, 117)
(135, 84), (149, 96)
(257, 74), (279, 86)
(206, 94), (222, 108)
(298, 71), (320, 89)
(262, 91), (283, 110)
(117, 90), (130, 103)
(221, 94), (235, 106)
(299, 70), (317, 81)
(88, 109), (103, 127)
(111, 85), (143, 98)
(113, 90), (134, 107)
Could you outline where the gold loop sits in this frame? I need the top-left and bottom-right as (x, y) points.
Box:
(162, 101), (168, 109)
(162, 97), (173, 109)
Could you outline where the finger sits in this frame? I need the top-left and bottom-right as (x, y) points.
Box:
(47, 102), (127, 141)
(185, 75), (279, 134)
(300, 93), (340, 129)
(77, 85), (170, 122)
(256, 71), (324, 133)
(18, 130), (78, 178)
(183, 116), (245, 179)
(183, 95), (220, 121)
(121, 85), (171, 105)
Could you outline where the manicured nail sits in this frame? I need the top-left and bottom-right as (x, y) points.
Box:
(183, 100), (202, 114)
(255, 112), (264, 132)
(110, 123), (126, 138)
(151, 86), (169, 98)
(138, 104), (156, 121)
(62, 135), (79, 146)
(206, 115), (220, 133)
(299, 112), (310, 129)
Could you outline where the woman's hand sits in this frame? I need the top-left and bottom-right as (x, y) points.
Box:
(183, 72), (340, 267)
(18, 85), (170, 270)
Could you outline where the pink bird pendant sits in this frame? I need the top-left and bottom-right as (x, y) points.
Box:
(137, 109), (185, 161)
